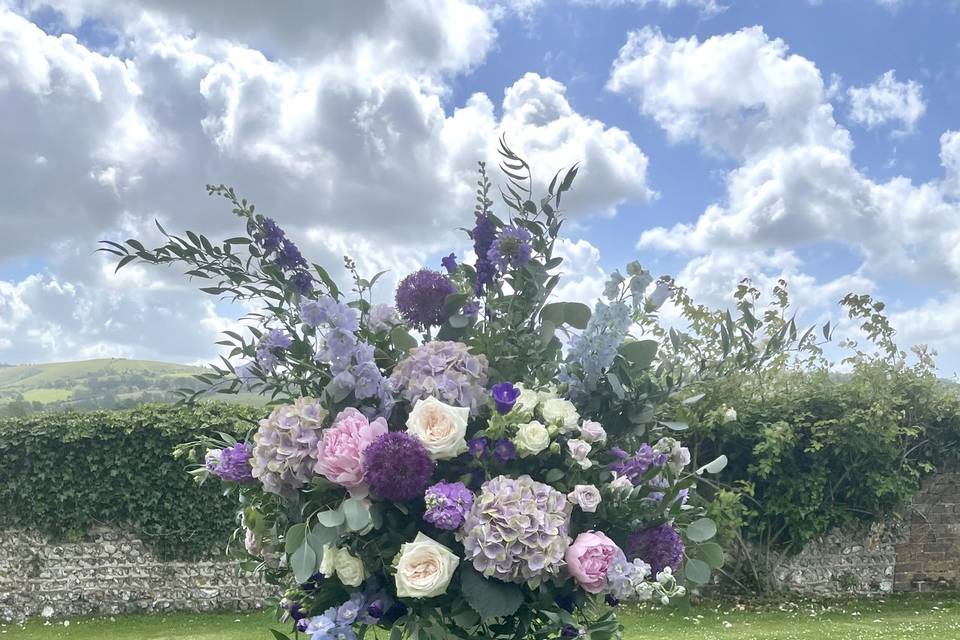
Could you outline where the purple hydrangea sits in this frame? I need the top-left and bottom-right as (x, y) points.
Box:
(472, 213), (497, 295)
(423, 481), (475, 530)
(441, 253), (457, 274)
(213, 442), (255, 483)
(491, 382), (520, 415)
(251, 398), (326, 496)
(626, 523), (685, 575)
(395, 269), (457, 330)
(363, 432), (434, 501)
(493, 438), (516, 463)
(487, 226), (532, 272)
(609, 444), (667, 486)
(389, 341), (488, 415)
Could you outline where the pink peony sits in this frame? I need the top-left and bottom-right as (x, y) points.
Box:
(315, 408), (388, 497)
(564, 531), (624, 593)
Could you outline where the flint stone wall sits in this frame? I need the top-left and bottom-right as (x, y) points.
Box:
(0, 527), (276, 621)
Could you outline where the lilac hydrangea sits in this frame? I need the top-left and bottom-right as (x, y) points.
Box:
(560, 301), (632, 402)
(608, 444), (667, 486)
(487, 226), (532, 272)
(606, 556), (653, 601)
(362, 432), (434, 501)
(251, 398), (326, 496)
(389, 341), (488, 415)
(212, 442), (255, 483)
(459, 475), (572, 587)
(472, 213), (497, 295)
(423, 481), (474, 530)
(395, 269), (457, 330)
(626, 523), (685, 575)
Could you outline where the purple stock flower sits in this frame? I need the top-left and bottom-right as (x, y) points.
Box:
(441, 253), (457, 274)
(363, 432), (434, 501)
(493, 438), (516, 463)
(609, 444), (665, 486)
(487, 226), (532, 272)
(395, 269), (457, 330)
(467, 437), (488, 459)
(423, 481), (475, 530)
(491, 382), (520, 415)
(626, 523), (685, 575)
(214, 442), (255, 483)
(472, 214), (497, 294)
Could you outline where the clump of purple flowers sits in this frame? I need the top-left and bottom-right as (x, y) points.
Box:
(389, 341), (488, 415)
(626, 523), (685, 575)
(254, 328), (292, 372)
(491, 382), (520, 415)
(211, 442), (254, 483)
(609, 444), (667, 486)
(363, 432), (434, 501)
(472, 213), (497, 295)
(253, 217), (311, 288)
(487, 226), (532, 272)
(395, 269), (457, 330)
(423, 481), (475, 530)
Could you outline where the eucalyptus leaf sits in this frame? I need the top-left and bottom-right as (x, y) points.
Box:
(684, 558), (711, 585)
(619, 340), (659, 369)
(316, 508), (345, 528)
(697, 542), (725, 569)
(460, 567), (523, 620)
(686, 517), (718, 543)
(290, 541), (318, 584)
(696, 454), (728, 475)
(342, 497), (373, 531)
(661, 421), (689, 432)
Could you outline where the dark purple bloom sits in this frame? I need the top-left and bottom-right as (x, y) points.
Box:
(467, 437), (488, 459)
(255, 218), (286, 253)
(462, 300), (480, 318)
(213, 442), (254, 483)
(290, 270), (313, 295)
(441, 253), (457, 274)
(276, 238), (306, 271)
(423, 481), (474, 530)
(561, 624), (581, 639)
(555, 593), (575, 613)
(363, 432), (434, 501)
(493, 438), (516, 463)
(366, 599), (384, 619)
(627, 523), (685, 575)
(605, 594), (620, 607)
(609, 443), (664, 486)
(381, 600), (407, 625)
(487, 226), (532, 272)
(289, 602), (306, 621)
(302, 573), (324, 593)
(491, 382), (520, 415)
(394, 269), (457, 330)
(295, 619), (309, 633)
(472, 214), (497, 294)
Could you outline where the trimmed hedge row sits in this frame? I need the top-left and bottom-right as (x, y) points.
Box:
(0, 403), (263, 560)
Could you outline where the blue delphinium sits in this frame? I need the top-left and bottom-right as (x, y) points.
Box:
(560, 300), (632, 402)
(472, 213), (497, 295)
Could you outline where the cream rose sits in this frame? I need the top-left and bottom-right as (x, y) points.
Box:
(567, 438), (593, 469)
(406, 396), (469, 459)
(541, 398), (580, 432)
(395, 533), (459, 598)
(578, 420), (607, 444)
(513, 383), (540, 414)
(334, 548), (365, 587)
(514, 420), (550, 457)
(567, 484), (602, 513)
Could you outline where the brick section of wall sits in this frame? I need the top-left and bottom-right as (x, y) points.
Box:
(894, 470), (960, 592)
(0, 528), (277, 621)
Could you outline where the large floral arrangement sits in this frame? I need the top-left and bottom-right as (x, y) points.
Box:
(105, 140), (727, 640)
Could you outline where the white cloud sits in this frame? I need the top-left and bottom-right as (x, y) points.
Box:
(847, 70), (925, 132)
(941, 130), (960, 198)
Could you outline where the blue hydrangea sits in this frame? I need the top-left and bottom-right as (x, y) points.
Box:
(560, 301), (632, 401)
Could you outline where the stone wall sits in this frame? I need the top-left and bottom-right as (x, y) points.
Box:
(0, 527), (276, 622)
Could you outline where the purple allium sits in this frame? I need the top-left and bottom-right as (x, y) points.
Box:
(467, 437), (488, 459)
(460, 475), (572, 587)
(213, 442), (255, 483)
(609, 444), (665, 486)
(491, 382), (520, 415)
(395, 269), (457, 330)
(487, 226), (532, 272)
(472, 214), (497, 294)
(363, 432), (434, 501)
(493, 438), (516, 463)
(423, 481), (475, 530)
(276, 238), (306, 271)
(441, 252), (457, 274)
(290, 270), (313, 295)
(626, 523), (685, 575)
(255, 218), (285, 253)
(389, 341), (489, 415)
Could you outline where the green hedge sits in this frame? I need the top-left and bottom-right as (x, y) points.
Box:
(0, 402), (263, 560)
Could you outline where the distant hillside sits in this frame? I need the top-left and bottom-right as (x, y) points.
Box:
(0, 358), (262, 417)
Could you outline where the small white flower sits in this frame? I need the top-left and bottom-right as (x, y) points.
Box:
(395, 533), (459, 598)
(578, 420), (607, 444)
(540, 398), (580, 433)
(608, 472), (633, 494)
(514, 420), (550, 457)
(567, 484), (602, 513)
(566, 439), (593, 469)
(406, 396), (469, 459)
(723, 405), (738, 423)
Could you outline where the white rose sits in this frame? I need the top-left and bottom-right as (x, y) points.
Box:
(406, 396), (469, 459)
(513, 384), (540, 414)
(334, 548), (365, 587)
(670, 446), (691, 474)
(318, 544), (338, 578)
(567, 484), (602, 513)
(579, 420), (607, 444)
(723, 406), (738, 423)
(514, 421), (550, 457)
(395, 533), (459, 598)
(566, 438), (593, 469)
(609, 472), (633, 494)
(540, 398), (580, 433)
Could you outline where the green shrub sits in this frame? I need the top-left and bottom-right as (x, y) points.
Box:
(0, 402), (263, 560)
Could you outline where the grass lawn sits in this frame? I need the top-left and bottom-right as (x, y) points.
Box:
(3, 595), (957, 639)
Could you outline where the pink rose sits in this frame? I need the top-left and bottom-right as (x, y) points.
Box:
(315, 408), (388, 497)
(565, 531), (624, 593)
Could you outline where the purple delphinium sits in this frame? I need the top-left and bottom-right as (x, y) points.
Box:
(472, 213), (497, 295)
(441, 253), (457, 274)
(255, 218), (285, 253)
(609, 444), (666, 486)
(363, 432), (434, 501)
(395, 269), (457, 330)
(276, 238), (307, 271)
(487, 226), (532, 272)
(213, 442), (255, 483)
(289, 270), (313, 295)
(467, 437), (488, 459)
(462, 300), (480, 318)
(626, 523), (685, 575)
(423, 481), (475, 530)
(260, 329), (292, 350)
(493, 438), (516, 463)
(491, 382), (520, 415)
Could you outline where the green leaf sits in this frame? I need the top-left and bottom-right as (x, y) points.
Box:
(686, 517), (717, 543)
(681, 393), (706, 405)
(697, 454), (728, 475)
(306, 523), (340, 552)
(563, 302), (591, 330)
(449, 314), (471, 329)
(619, 339), (659, 369)
(290, 540), (318, 584)
(390, 325), (418, 352)
(460, 567), (523, 620)
(684, 558), (711, 585)
(661, 421), (689, 432)
(540, 302), (565, 325)
(284, 523), (307, 554)
(270, 630), (293, 640)
(544, 468), (564, 483)
(607, 372), (625, 399)
(697, 542), (725, 569)
(316, 509), (345, 528)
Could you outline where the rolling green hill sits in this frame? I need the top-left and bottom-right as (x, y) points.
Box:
(0, 358), (261, 416)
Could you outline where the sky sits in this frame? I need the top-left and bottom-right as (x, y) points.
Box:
(1, 0), (959, 372)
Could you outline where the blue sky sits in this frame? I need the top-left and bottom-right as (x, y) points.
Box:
(1, 0), (959, 372)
